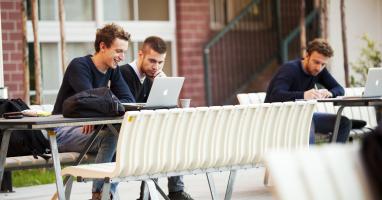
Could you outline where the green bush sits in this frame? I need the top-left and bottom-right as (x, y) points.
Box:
(350, 34), (382, 87)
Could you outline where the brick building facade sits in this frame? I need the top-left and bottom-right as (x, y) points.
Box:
(1, 0), (24, 99)
(176, 0), (210, 106)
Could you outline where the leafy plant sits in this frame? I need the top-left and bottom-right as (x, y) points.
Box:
(350, 34), (382, 87)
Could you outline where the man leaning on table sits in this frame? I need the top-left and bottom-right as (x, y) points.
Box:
(264, 38), (351, 144)
(52, 23), (135, 200)
(120, 36), (194, 200)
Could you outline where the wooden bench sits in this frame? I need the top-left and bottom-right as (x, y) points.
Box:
(237, 87), (378, 140)
(4, 153), (94, 171)
(62, 102), (315, 200)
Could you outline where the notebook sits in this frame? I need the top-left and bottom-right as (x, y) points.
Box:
(122, 77), (185, 110)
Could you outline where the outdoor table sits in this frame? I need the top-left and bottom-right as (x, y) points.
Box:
(317, 97), (382, 143)
(0, 115), (123, 200)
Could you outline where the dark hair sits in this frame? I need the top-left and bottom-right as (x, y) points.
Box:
(142, 36), (167, 54)
(306, 38), (334, 57)
(94, 23), (131, 53)
(361, 124), (382, 199)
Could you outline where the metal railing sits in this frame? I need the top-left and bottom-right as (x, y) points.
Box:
(203, 0), (320, 106)
(281, 9), (320, 62)
(204, 0), (278, 106)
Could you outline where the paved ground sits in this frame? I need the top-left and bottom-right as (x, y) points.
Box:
(1, 168), (274, 200)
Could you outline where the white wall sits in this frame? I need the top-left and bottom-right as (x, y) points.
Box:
(328, 0), (382, 86)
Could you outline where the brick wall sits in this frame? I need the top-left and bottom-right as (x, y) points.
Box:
(1, 0), (24, 99)
(176, 0), (211, 106)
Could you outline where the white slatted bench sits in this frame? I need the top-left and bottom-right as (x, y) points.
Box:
(237, 87), (378, 140)
(265, 144), (372, 200)
(62, 102), (315, 200)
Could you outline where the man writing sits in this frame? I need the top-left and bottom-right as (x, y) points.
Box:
(53, 23), (134, 200)
(265, 38), (351, 143)
(120, 36), (194, 200)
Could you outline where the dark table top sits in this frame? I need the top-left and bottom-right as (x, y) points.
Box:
(0, 115), (123, 129)
(317, 96), (382, 106)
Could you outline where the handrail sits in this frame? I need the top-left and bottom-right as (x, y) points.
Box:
(281, 9), (319, 63)
(203, 1), (319, 106)
(203, 0), (261, 106)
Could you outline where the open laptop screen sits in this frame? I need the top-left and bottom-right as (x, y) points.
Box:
(122, 77), (185, 110)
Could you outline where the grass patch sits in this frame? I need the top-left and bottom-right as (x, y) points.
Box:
(12, 169), (56, 187)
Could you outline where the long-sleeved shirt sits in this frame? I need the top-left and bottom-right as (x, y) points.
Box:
(265, 59), (344, 103)
(53, 55), (135, 114)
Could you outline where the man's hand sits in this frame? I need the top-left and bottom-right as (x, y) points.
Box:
(317, 89), (333, 98)
(155, 70), (167, 78)
(82, 125), (94, 135)
(304, 89), (323, 100)
(147, 70), (167, 80)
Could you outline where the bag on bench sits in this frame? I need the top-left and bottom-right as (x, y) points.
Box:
(0, 99), (51, 192)
(62, 87), (125, 118)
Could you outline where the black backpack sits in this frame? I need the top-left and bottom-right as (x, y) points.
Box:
(0, 99), (51, 192)
(62, 87), (125, 118)
(0, 98), (29, 114)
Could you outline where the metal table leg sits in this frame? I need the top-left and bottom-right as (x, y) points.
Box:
(146, 179), (159, 200)
(224, 170), (237, 200)
(206, 172), (219, 200)
(0, 130), (11, 190)
(45, 130), (66, 200)
(331, 106), (345, 143)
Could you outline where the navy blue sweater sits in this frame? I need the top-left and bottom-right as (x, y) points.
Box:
(53, 55), (135, 114)
(265, 59), (344, 103)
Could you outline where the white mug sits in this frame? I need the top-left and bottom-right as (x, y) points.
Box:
(179, 99), (191, 108)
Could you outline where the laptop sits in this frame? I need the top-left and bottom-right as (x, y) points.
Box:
(362, 68), (382, 97)
(340, 67), (382, 100)
(122, 77), (185, 110)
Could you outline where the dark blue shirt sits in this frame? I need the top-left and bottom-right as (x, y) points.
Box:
(53, 55), (135, 114)
(265, 59), (344, 103)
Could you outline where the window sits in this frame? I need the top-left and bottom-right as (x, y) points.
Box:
(28, 0), (94, 21)
(210, 0), (273, 30)
(103, 0), (134, 21)
(103, 0), (169, 21)
(138, 0), (169, 21)
(65, 0), (94, 21)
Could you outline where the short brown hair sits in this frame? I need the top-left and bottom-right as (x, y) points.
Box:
(306, 38), (334, 57)
(94, 23), (131, 52)
(142, 36), (167, 54)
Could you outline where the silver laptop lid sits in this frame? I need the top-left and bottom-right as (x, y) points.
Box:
(364, 68), (382, 97)
(145, 77), (185, 107)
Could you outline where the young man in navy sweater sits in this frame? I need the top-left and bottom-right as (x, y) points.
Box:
(265, 38), (351, 143)
(53, 23), (135, 200)
(120, 36), (194, 200)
